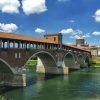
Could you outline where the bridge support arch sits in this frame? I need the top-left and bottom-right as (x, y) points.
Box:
(25, 51), (59, 75)
(24, 51), (69, 75)
(85, 56), (90, 67)
(63, 52), (80, 72)
(0, 59), (26, 87)
(78, 55), (88, 68)
(0, 58), (14, 74)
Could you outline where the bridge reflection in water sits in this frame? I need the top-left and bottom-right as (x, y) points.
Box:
(1, 67), (100, 100)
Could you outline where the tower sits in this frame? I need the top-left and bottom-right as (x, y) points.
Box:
(76, 39), (85, 46)
(44, 33), (62, 44)
(44, 33), (62, 49)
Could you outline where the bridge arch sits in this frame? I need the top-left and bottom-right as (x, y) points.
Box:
(63, 52), (76, 68)
(78, 54), (89, 68)
(24, 51), (58, 74)
(85, 56), (90, 67)
(77, 54), (85, 67)
(0, 58), (14, 74)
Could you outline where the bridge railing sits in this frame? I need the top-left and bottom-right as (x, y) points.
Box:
(0, 39), (90, 55)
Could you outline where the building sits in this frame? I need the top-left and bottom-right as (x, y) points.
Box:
(88, 46), (100, 56)
(90, 47), (98, 56)
(44, 33), (62, 44)
(76, 38), (89, 48)
(97, 48), (100, 56)
(76, 39), (85, 46)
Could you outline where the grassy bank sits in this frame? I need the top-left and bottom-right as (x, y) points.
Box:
(25, 60), (37, 69)
(90, 57), (100, 67)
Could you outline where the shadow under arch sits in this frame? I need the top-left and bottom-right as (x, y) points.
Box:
(78, 54), (85, 67)
(0, 58), (14, 74)
(24, 51), (58, 75)
(85, 56), (90, 67)
(63, 52), (76, 69)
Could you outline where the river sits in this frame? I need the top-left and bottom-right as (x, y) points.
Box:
(1, 67), (100, 100)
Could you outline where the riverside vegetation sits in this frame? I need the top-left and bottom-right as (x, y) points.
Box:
(0, 96), (6, 100)
(25, 56), (37, 68)
(90, 56), (100, 67)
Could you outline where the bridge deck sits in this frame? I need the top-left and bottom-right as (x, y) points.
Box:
(0, 32), (90, 53)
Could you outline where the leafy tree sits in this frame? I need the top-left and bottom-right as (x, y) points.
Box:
(0, 96), (6, 100)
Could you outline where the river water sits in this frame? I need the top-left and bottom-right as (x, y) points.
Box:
(1, 67), (100, 100)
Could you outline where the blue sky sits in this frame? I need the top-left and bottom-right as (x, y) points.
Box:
(0, 0), (100, 45)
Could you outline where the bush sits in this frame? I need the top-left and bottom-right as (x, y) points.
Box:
(26, 60), (37, 65)
(0, 96), (6, 100)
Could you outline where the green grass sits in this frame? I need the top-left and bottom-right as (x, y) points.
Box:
(90, 57), (100, 67)
(26, 60), (37, 65)
(25, 60), (37, 69)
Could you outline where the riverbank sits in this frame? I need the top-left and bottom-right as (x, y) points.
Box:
(90, 56), (100, 67)
(25, 60), (37, 69)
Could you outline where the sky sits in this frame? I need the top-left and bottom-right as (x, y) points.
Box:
(0, 0), (100, 45)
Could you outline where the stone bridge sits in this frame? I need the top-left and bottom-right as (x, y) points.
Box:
(0, 32), (91, 86)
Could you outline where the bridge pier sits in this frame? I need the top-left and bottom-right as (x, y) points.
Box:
(0, 73), (26, 87)
(36, 57), (69, 75)
(36, 66), (68, 75)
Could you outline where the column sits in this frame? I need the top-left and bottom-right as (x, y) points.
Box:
(43, 43), (45, 49)
(18, 42), (20, 48)
(13, 41), (15, 48)
(3, 41), (5, 48)
(0, 40), (2, 48)
(28, 42), (31, 49)
(7, 40), (10, 48)
(22, 42), (24, 48)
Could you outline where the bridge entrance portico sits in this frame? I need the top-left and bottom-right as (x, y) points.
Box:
(0, 32), (91, 87)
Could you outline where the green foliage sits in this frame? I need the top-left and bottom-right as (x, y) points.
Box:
(26, 60), (37, 65)
(25, 60), (37, 69)
(90, 61), (100, 66)
(30, 56), (37, 60)
(0, 96), (6, 100)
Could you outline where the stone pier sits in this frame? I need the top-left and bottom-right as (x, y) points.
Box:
(0, 73), (26, 87)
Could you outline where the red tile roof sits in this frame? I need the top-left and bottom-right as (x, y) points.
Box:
(63, 44), (90, 52)
(0, 32), (57, 44)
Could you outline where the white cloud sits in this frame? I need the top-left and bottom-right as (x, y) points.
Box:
(0, 0), (20, 14)
(92, 31), (100, 35)
(35, 28), (45, 33)
(22, 0), (47, 15)
(70, 30), (90, 39)
(94, 9), (100, 22)
(82, 33), (90, 38)
(58, 0), (70, 2)
(68, 20), (75, 23)
(0, 23), (18, 33)
(60, 28), (74, 34)
(70, 35), (79, 39)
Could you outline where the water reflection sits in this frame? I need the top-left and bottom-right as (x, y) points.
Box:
(1, 67), (100, 100)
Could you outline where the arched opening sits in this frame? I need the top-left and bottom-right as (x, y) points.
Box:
(63, 53), (76, 71)
(85, 56), (90, 67)
(0, 59), (13, 74)
(24, 51), (58, 85)
(0, 59), (14, 85)
(78, 55), (85, 67)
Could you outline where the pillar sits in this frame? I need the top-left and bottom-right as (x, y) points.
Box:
(22, 42), (24, 48)
(0, 73), (26, 87)
(0, 40), (2, 48)
(3, 41), (5, 48)
(13, 41), (15, 48)
(36, 57), (69, 75)
(7, 40), (9, 48)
